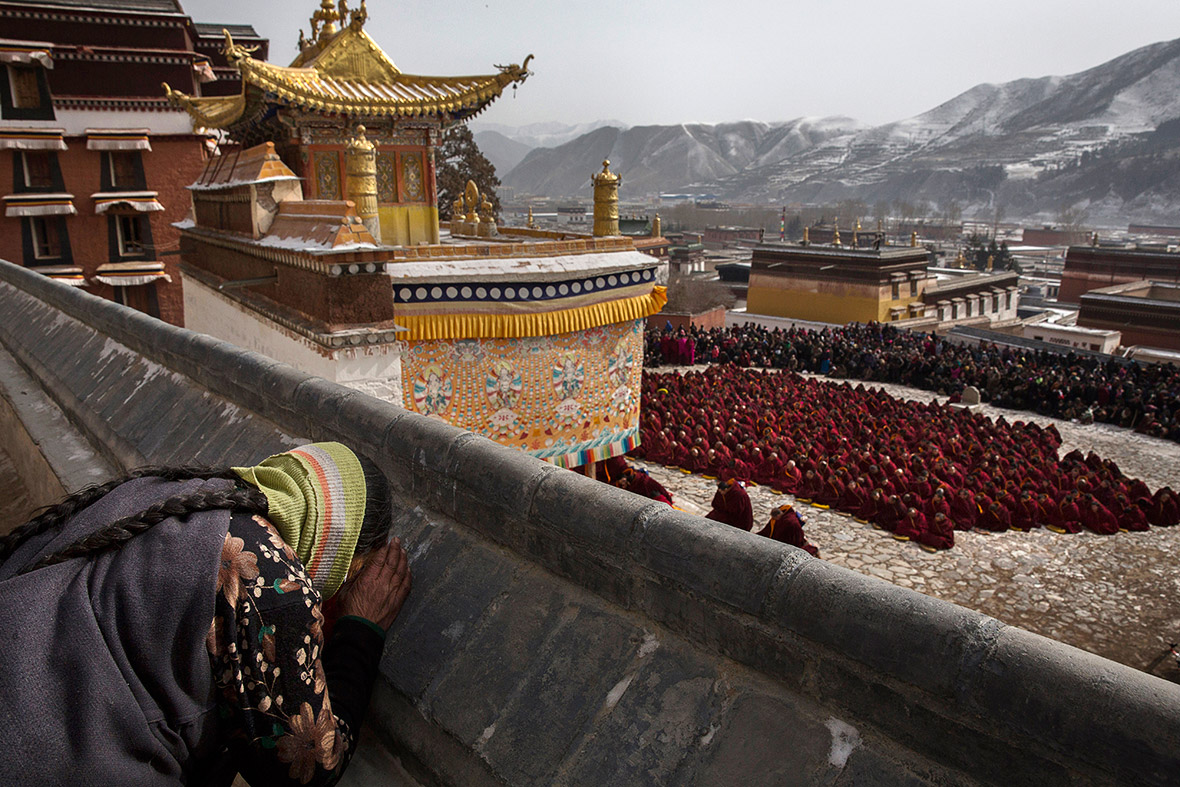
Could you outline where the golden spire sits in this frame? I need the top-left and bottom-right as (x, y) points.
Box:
(309, 0), (342, 45)
(832, 218), (841, 247)
(527, 206), (535, 229)
(591, 160), (621, 237)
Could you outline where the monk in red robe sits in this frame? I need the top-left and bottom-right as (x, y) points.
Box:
(759, 504), (819, 557)
(918, 512), (955, 551)
(616, 467), (674, 506)
(706, 477), (754, 531)
(1080, 496), (1119, 535)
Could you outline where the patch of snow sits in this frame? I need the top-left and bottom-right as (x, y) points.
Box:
(825, 718), (862, 769)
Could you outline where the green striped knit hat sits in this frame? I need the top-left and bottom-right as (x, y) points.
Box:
(233, 442), (366, 599)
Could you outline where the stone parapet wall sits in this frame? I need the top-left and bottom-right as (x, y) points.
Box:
(1, 258), (1178, 785)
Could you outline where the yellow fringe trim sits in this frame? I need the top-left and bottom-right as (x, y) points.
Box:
(398, 286), (668, 341)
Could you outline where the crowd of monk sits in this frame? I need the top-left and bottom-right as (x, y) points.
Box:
(631, 365), (1180, 551)
(646, 323), (1180, 442)
(592, 451), (820, 554)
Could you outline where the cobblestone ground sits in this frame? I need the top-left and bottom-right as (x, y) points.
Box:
(635, 370), (1180, 681)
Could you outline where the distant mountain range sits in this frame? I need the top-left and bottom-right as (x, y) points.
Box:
(489, 37), (1180, 225)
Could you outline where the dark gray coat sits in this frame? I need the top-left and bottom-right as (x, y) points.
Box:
(0, 476), (232, 785)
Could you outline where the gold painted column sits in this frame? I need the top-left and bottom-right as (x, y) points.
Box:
(346, 124), (381, 243)
(592, 159), (621, 237)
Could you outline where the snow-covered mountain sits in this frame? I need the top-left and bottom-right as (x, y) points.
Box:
(501, 37), (1180, 224)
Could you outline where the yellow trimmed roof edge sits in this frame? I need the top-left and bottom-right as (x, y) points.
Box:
(238, 57), (528, 118)
(395, 286), (667, 342)
(163, 84), (246, 129)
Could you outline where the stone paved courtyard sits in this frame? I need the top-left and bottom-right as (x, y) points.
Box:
(634, 372), (1180, 681)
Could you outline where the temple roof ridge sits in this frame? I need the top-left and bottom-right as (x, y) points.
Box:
(164, 20), (532, 130)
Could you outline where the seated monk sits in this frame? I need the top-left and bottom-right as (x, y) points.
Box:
(797, 469), (823, 502)
(1149, 488), (1180, 527)
(777, 459), (803, 494)
(617, 466), (674, 506)
(1080, 496), (1119, 535)
(855, 488), (884, 524)
(596, 455), (629, 485)
(1114, 493), (1149, 532)
(893, 507), (927, 542)
(976, 501), (1011, 533)
(918, 512), (955, 551)
(1048, 491), (1083, 534)
(839, 478), (866, 512)
(924, 487), (951, 523)
(706, 476), (754, 531)
(759, 504), (819, 557)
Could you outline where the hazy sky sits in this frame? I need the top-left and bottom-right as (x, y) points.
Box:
(183, 0), (1180, 129)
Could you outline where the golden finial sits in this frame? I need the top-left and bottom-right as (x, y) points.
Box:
(853, 219), (861, 246)
(986, 254), (994, 272)
(832, 218), (841, 247)
(910, 231), (918, 247)
(591, 160), (621, 236)
(651, 214), (662, 237)
(221, 29), (259, 64)
(348, 0), (368, 29)
(527, 206), (536, 228)
(309, 0), (341, 43)
(802, 226), (810, 246)
(955, 248), (967, 268)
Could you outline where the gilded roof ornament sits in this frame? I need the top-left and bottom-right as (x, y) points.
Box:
(222, 29), (259, 66)
(495, 54), (534, 86)
(309, 0), (342, 44)
(165, 10), (533, 132)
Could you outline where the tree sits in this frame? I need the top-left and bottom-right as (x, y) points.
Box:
(436, 124), (500, 221)
(964, 234), (1018, 273)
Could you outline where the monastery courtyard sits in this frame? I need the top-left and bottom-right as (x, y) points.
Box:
(634, 370), (1180, 681)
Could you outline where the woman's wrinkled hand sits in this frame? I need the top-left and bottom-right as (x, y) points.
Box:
(337, 538), (412, 631)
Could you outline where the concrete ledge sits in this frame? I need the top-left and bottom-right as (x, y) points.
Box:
(2, 259), (1179, 785)
(0, 346), (115, 506)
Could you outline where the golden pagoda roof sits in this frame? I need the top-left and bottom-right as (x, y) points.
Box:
(164, 4), (531, 130)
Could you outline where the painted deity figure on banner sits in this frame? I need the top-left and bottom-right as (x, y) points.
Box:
(413, 365), (453, 416)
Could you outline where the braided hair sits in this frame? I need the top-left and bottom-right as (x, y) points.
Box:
(3, 456), (394, 576)
(0, 466), (243, 567)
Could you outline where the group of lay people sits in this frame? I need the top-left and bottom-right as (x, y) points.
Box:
(633, 365), (1180, 551)
(644, 321), (1180, 443)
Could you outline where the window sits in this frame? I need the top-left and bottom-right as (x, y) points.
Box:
(965, 300), (972, 317)
(116, 214), (146, 256)
(992, 296), (998, 314)
(109, 152), (140, 189)
(30, 217), (62, 259)
(9, 66), (42, 109)
(2, 64), (53, 120)
(891, 282), (900, 299)
(1005, 292), (1012, 309)
(909, 279), (917, 296)
(22, 151), (54, 188)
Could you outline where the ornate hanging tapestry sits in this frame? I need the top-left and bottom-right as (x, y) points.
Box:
(401, 319), (644, 468)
